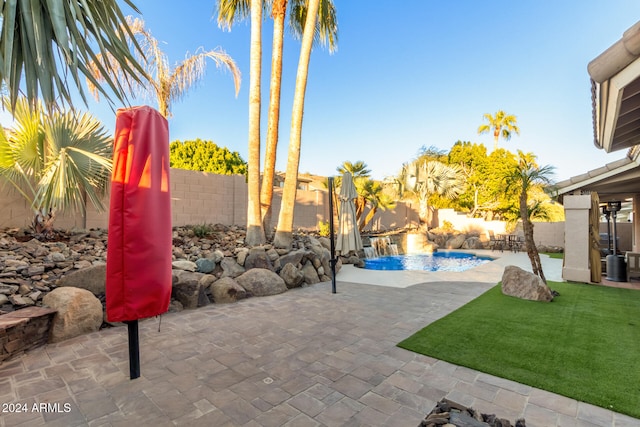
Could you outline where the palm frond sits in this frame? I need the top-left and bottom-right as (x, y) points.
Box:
(0, 0), (146, 111)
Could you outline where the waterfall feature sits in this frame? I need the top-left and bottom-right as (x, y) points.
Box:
(364, 237), (399, 258)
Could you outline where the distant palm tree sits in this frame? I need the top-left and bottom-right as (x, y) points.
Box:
(337, 160), (371, 178)
(401, 160), (465, 225)
(0, 97), (112, 239)
(86, 16), (241, 118)
(0, 0), (145, 111)
(478, 110), (520, 150)
(506, 151), (555, 283)
(357, 180), (395, 232)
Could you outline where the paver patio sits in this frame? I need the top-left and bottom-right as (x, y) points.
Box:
(1, 252), (639, 426)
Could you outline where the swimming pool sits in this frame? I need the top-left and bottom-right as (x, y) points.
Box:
(362, 251), (493, 272)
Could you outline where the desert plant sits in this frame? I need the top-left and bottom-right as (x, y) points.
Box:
(0, 97), (112, 239)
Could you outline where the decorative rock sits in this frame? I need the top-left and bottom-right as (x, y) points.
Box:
(171, 272), (210, 309)
(275, 250), (305, 271)
(462, 236), (484, 249)
(236, 248), (250, 266)
(220, 257), (246, 278)
(280, 263), (304, 289)
(210, 277), (247, 303)
(301, 260), (320, 285)
(0, 294), (8, 305)
(49, 252), (66, 262)
(266, 248), (280, 262)
(445, 234), (467, 249)
(501, 265), (554, 302)
(56, 264), (106, 296)
(195, 258), (216, 274)
(172, 260), (197, 272)
(42, 287), (103, 343)
(9, 294), (35, 307)
(244, 248), (274, 271)
(207, 249), (225, 264)
(235, 268), (287, 296)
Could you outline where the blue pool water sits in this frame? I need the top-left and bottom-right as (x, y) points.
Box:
(363, 251), (493, 272)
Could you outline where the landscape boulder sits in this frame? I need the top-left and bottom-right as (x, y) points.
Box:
(501, 265), (554, 302)
(244, 247), (274, 271)
(220, 257), (246, 278)
(235, 268), (287, 296)
(55, 264), (106, 296)
(42, 287), (103, 343)
(445, 234), (467, 249)
(279, 263), (305, 288)
(210, 277), (247, 303)
(172, 271), (211, 309)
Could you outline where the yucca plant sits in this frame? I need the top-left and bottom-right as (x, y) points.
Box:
(0, 97), (112, 239)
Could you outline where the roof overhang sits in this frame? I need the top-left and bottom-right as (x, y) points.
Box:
(589, 21), (640, 152)
(555, 152), (640, 203)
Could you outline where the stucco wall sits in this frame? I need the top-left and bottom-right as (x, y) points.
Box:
(0, 169), (330, 231)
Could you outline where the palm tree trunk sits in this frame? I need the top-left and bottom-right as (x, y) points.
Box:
(520, 190), (546, 283)
(260, 0), (288, 239)
(245, 0), (266, 246)
(273, 0), (320, 248)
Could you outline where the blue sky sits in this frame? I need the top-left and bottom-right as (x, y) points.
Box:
(6, 1), (640, 182)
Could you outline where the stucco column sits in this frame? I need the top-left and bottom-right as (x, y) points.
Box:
(562, 195), (593, 282)
(634, 194), (640, 252)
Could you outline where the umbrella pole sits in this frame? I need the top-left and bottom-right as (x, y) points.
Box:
(328, 177), (337, 294)
(125, 320), (140, 379)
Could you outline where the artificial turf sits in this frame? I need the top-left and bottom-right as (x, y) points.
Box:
(397, 281), (640, 418)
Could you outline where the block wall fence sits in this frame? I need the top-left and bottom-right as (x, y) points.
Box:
(0, 169), (623, 250)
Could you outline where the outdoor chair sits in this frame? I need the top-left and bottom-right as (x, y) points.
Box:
(488, 231), (504, 252)
(626, 252), (640, 280)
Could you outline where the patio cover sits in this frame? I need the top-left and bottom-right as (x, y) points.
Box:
(106, 106), (172, 323)
(335, 172), (363, 255)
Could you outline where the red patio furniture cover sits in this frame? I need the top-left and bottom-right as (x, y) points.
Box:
(106, 106), (172, 322)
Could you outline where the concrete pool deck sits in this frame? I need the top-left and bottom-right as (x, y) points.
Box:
(337, 250), (564, 288)
(1, 252), (638, 426)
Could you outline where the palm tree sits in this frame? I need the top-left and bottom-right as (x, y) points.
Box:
(506, 150), (555, 283)
(401, 160), (465, 226)
(217, 0), (337, 237)
(86, 17), (241, 118)
(273, 0), (321, 248)
(477, 110), (520, 150)
(245, 0), (266, 246)
(0, 97), (112, 239)
(0, 0), (146, 111)
(357, 180), (396, 232)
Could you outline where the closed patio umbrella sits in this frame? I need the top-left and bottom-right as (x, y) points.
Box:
(335, 172), (363, 255)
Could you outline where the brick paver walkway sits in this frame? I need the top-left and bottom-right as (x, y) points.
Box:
(2, 277), (639, 426)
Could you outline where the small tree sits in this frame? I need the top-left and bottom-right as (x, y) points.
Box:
(169, 139), (247, 175)
(0, 97), (112, 238)
(506, 151), (555, 283)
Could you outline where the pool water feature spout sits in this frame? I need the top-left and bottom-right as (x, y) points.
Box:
(365, 237), (399, 258)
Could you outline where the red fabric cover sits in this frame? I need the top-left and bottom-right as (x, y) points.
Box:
(106, 106), (172, 322)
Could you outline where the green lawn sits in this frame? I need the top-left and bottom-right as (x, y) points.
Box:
(397, 281), (640, 418)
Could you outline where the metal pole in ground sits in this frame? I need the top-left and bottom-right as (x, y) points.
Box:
(328, 177), (337, 294)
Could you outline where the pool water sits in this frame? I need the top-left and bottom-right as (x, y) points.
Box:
(362, 251), (493, 272)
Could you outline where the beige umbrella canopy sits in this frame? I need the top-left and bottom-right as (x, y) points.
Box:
(335, 172), (363, 255)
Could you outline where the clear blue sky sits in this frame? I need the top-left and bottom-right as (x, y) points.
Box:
(7, 1), (640, 182)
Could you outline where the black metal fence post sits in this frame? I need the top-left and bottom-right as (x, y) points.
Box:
(328, 177), (337, 294)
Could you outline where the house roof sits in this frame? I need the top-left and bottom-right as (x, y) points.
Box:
(556, 21), (640, 203)
(555, 151), (640, 202)
(589, 21), (640, 152)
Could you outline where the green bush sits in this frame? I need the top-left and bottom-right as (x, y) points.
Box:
(318, 220), (330, 237)
(191, 223), (215, 238)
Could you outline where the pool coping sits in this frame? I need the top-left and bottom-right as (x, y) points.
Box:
(336, 250), (564, 288)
